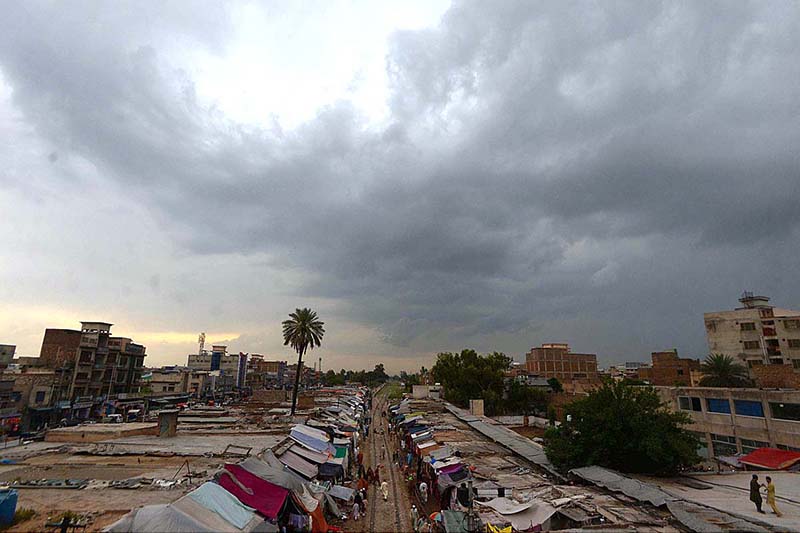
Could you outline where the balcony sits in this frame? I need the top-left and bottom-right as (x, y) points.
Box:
(762, 327), (777, 337)
(767, 348), (782, 357)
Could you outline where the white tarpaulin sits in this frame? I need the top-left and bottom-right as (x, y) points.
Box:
(476, 499), (557, 531)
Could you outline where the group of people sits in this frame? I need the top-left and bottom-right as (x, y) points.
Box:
(749, 474), (783, 517)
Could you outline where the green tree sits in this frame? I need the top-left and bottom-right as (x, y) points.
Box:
(282, 308), (325, 415)
(547, 377), (563, 393)
(543, 380), (700, 475)
(699, 353), (753, 387)
(506, 380), (549, 416)
(431, 349), (511, 415)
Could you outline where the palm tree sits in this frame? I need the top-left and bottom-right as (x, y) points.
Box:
(699, 353), (752, 387)
(283, 308), (325, 415)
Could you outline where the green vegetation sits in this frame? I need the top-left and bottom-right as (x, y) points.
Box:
(699, 353), (753, 387)
(544, 380), (700, 475)
(431, 349), (511, 416)
(547, 377), (563, 393)
(282, 308), (325, 415)
(385, 381), (404, 400)
(0, 508), (36, 530)
(506, 380), (548, 416)
(322, 363), (389, 387)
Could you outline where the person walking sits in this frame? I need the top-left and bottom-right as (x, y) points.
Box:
(380, 480), (389, 501)
(764, 476), (783, 517)
(352, 501), (361, 521)
(750, 474), (765, 513)
(419, 480), (428, 504)
(411, 505), (420, 533)
(374, 464), (382, 485)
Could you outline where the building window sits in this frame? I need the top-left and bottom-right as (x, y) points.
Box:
(760, 308), (774, 318)
(743, 341), (760, 350)
(747, 360), (763, 368)
(793, 360), (800, 370)
(740, 438), (769, 454)
(740, 322), (756, 331)
(734, 400), (764, 417)
(11, 392), (21, 402)
(679, 396), (702, 411)
(35, 391), (45, 403)
(770, 402), (800, 422)
(710, 434), (737, 457)
(784, 319), (800, 329)
(706, 398), (731, 414)
(705, 321), (716, 332)
(777, 443), (800, 452)
(787, 339), (800, 349)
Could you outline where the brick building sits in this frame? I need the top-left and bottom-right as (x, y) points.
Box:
(637, 349), (701, 386)
(39, 322), (146, 417)
(526, 343), (599, 382)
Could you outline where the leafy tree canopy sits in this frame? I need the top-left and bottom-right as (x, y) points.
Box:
(431, 349), (511, 415)
(543, 380), (700, 475)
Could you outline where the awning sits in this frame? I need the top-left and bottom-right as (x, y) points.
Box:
(318, 462), (344, 479)
(218, 463), (289, 519)
(740, 447), (800, 470)
(279, 450), (319, 479)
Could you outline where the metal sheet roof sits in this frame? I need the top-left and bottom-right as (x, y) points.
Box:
(278, 450), (319, 479)
(569, 466), (671, 507)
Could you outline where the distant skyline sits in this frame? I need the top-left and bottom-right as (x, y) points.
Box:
(2, 1), (799, 373)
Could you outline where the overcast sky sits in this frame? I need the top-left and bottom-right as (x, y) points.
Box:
(1, 1), (799, 372)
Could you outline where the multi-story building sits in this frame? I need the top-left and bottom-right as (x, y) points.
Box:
(657, 386), (800, 460)
(526, 343), (599, 382)
(704, 292), (800, 375)
(246, 355), (287, 389)
(144, 366), (209, 397)
(39, 322), (146, 412)
(637, 350), (701, 386)
(187, 346), (241, 392)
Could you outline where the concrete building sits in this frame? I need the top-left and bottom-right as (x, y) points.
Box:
(187, 347), (241, 392)
(526, 343), (599, 382)
(637, 349), (701, 386)
(704, 292), (800, 375)
(246, 355), (287, 389)
(38, 322), (146, 415)
(656, 386), (800, 460)
(145, 367), (209, 397)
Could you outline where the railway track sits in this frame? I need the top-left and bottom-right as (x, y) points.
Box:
(367, 386), (407, 532)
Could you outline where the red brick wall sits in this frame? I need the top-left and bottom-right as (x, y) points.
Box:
(39, 329), (81, 368)
(752, 365), (800, 388)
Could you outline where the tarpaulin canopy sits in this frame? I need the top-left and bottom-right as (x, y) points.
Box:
(291, 429), (336, 455)
(438, 463), (464, 476)
(426, 446), (454, 461)
(172, 495), (264, 532)
(432, 457), (462, 471)
(279, 450), (319, 479)
(333, 446), (348, 459)
(327, 485), (355, 502)
(104, 504), (217, 532)
(219, 464), (289, 520)
(318, 461), (344, 479)
(186, 482), (259, 529)
(240, 456), (305, 493)
(740, 447), (800, 470)
(289, 444), (330, 464)
(442, 510), (481, 533)
(292, 424), (331, 442)
(476, 500), (557, 531)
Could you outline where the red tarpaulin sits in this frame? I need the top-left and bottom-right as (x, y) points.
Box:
(219, 463), (289, 519)
(740, 447), (800, 470)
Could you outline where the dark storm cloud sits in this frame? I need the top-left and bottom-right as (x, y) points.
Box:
(2, 1), (800, 362)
